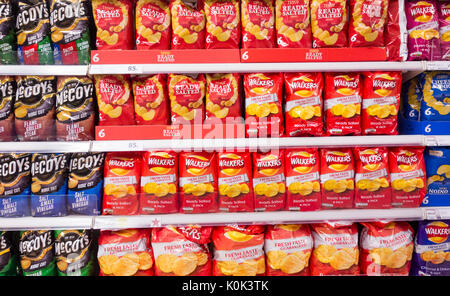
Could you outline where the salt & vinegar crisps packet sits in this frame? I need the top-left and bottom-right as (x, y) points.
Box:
(310, 0), (348, 48)
(265, 224), (313, 276)
(275, 0), (312, 48)
(360, 221), (414, 276)
(205, 73), (242, 123)
(136, 0), (171, 50)
(98, 229), (154, 276)
(152, 226), (212, 276)
(205, 0), (241, 49)
(133, 74), (169, 125)
(241, 0), (276, 48)
(213, 225), (265, 276)
(170, 0), (206, 49)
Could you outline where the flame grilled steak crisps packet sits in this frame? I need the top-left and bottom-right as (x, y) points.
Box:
(205, 0), (240, 49)
(241, 0), (275, 48)
(0, 231), (17, 276)
(136, 0), (171, 50)
(310, 222), (360, 275)
(152, 226), (212, 276)
(179, 152), (218, 214)
(213, 225), (265, 276)
(310, 0), (348, 48)
(92, 0), (134, 50)
(360, 221), (414, 275)
(170, 0), (206, 49)
(0, 0), (16, 64)
(218, 152), (254, 212)
(324, 73), (361, 136)
(320, 148), (355, 209)
(439, 1), (450, 60)
(133, 74), (169, 125)
(68, 152), (105, 215)
(168, 74), (205, 124)
(265, 224), (313, 276)
(56, 76), (95, 141)
(285, 149), (321, 211)
(205, 73), (241, 123)
(98, 229), (154, 276)
(275, 0), (312, 48)
(49, 0), (91, 64)
(419, 71), (450, 121)
(19, 230), (57, 276)
(54, 229), (96, 276)
(15, 76), (56, 141)
(103, 152), (141, 215)
(0, 76), (16, 141)
(140, 151), (178, 214)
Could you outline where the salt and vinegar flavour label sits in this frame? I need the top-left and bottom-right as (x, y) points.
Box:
(276, 0), (312, 48)
(136, 0), (171, 50)
(0, 76), (16, 141)
(169, 74), (206, 124)
(205, 73), (241, 122)
(133, 74), (169, 125)
(170, 0), (206, 49)
(310, 0), (348, 48)
(205, 0), (241, 49)
(19, 230), (57, 276)
(241, 0), (275, 48)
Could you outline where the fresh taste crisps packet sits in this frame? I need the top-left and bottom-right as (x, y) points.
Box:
(439, 1), (450, 60)
(133, 75), (169, 125)
(310, 222), (360, 276)
(213, 225), (265, 276)
(284, 72), (323, 137)
(152, 226), (212, 276)
(310, 0), (348, 48)
(19, 230), (57, 276)
(324, 72), (361, 136)
(205, 73), (242, 122)
(241, 0), (275, 48)
(276, 0), (312, 48)
(205, 0), (241, 49)
(136, 0), (171, 50)
(170, 0), (206, 49)
(360, 221), (414, 276)
(265, 224), (313, 276)
(98, 229), (154, 276)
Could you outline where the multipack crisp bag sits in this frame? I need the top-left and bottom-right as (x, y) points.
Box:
(19, 230), (56, 276)
(424, 147), (450, 206)
(213, 225), (265, 276)
(310, 222), (360, 276)
(133, 74), (170, 125)
(320, 148), (355, 209)
(218, 152), (253, 212)
(0, 231), (17, 276)
(179, 152), (218, 214)
(348, 0), (388, 47)
(284, 72), (323, 137)
(439, 1), (450, 60)
(0, 0), (16, 65)
(170, 0), (206, 49)
(384, 0), (408, 61)
(275, 0), (312, 48)
(205, 73), (242, 123)
(241, 0), (275, 48)
(136, 0), (171, 50)
(411, 220), (450, 276)
(324, 73), (361, 136)
(401, 76), (422, 121)
(265, 224), (313, 276)
(310, 0), (348, 48)
(354, 147), (391, 209)
(285, 149), (321, 211)
(102, 152), (141, 215)
(205, 0), (240, 49)
(140, 151), (178, 214)
(389, 147), (426, 208)
(92, 0), (134, 50)
(253, 150), (286, 212)
(419, 71), (450, 121)
(98, 229), (154, 276)
(152, 226), (212, 276)
(360, 221), (414, 276)
(0, 76), (15, 141)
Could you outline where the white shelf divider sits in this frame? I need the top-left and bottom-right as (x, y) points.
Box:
(0, 65), (89, 76)
(0, 216), (93, 231)
(0, 141), (91, 153)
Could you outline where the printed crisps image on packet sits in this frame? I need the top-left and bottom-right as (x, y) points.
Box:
(68, 152), (105, 215)
(168, 74), (205, 124)
(424, 147), (450, 206)
(0, 76), (16, 141)
(49, 0), (91, 64)
(19, 230), (57, 276)
(419, 71), (450, 121)
(0, 231), (17, 276)
(241, 0), (275, 48)
(0, 0), (16, 65)
(205, 73), (241, 123)
(152, 226), (212, 276)
(133, 74), (169, 125)
(136, 0), (171, 50)
(439, 1), (450, 60)
(276, 0), (311, 48)
(205, 0), (240, 49)
(401, 76), (422, 121)
(310, 0), (348, 48)
(171, 0), (206, 49)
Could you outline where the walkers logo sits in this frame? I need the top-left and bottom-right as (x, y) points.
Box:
(248, 74), (274, 95)
(373, 74), (397, 97)
(396, 150), (419, 172)
(257, 154), (282, 176)
(334, 75), (358, 96)
(359, 149), (383, 171)
(425, 221), (450, 244)
(290, 151), (316, 174)
(411, 1), (435, 22)
(219, 154), (245, 176)
(148, 152), (175, 175)
(108, 158), (135, 175)
(185, 155), (211, 176)
(290, 75), (319, 98)
(325, 151), (352, 171)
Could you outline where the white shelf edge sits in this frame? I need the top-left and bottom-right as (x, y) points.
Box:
(0, 141), (91, 153)
(0, 65), (89, 76)
(0, 216), (93, 231)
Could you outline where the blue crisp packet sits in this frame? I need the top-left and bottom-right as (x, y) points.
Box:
(420, 71), (450, 121)
(31, 153), (70, 217)
(0, 153), (31, 217)
(411, 220), (450, 276)
(67, 153), (105, 215)
(423, 148), (450, 207)
(402, 76), (422, 121)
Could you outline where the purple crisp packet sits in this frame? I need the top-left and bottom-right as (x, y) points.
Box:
(406, 0), (441, 61)
(439, 1), (450, 60)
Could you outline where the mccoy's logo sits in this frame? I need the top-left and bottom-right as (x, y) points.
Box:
(425, 221), (450, 244)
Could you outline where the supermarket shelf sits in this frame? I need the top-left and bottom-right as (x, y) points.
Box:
(0, 216), (93, 231)
(427, 61), (450, 71)
(0, 141), (91, 153)
(427, 135), (450, 146)
(0, 65), (89, 76)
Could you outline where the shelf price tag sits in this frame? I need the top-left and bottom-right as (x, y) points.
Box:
(127, 141), (143, 151)
(427, 61), (450, 71)
(125, 65), (143, 74)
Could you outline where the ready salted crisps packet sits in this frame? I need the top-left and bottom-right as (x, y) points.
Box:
(389, 147), (426, 208)
(244, 73), (283, 137)
(310, 222), (360, 276)
(133, 74), (170, 125)
(0, 76), (16, 141)
(218, 152), (254, 212)
(253, 150), (286, 212)
(179, 152), (217, 214)
(360, 221), (414, 276)
(324, 72), (361, 136)
(169, 74), (206, 124)
(152, 226), (212, 276)
(310, 0), (348, 48)
(424, 147), (450, 206)
(92, 0), (134, 50)
(362, 71), (402, 135)
(419, 71), (450, 121)
(241, 0), (275, 48)
(411, 220), (450, 276)
(0, 231), (17, 276)
(136, 0), (171, 50)
(265, 224), (313, 276)
(401, 76), (422, 121)
(284, 72), (323, 137)
(285, 149), (321, 211)
(103, 152), (141, 215)
(320, 148), (355, 209)
(213, 225), (265, 276)
(354, 147), (391, 209)
(140, 151), (178, 214)
(439, 1), (450, 60)
(205, 73), (242, 123)
(98, 229), (154, 276)
(19, 230), (56, 276)
(205, 0), (241, 49)
(275, 0), (312, 48)
(0, 0), (16, 65)
(170, 0), (206, 49)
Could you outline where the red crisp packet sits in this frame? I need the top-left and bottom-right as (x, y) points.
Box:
(275, 0), (312, 48)
(136, 0), (171, 50)
(241, 0), (276, 48)
(171, 0), (206, 49)
(133, 75), (169, 125)
(310, 0), (348, 48)
(205, 73), (242, 123)
(205, 0), (241, 49)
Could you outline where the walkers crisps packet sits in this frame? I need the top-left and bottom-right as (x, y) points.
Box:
(205, 0), (241, 49)
(169, 74), (205, 124)
(310, 0), (348, 48)
(170, 0), (206, 49)
(136, 0), (171, 50)
(275, 0), (312, 48)
(241, 0), (275, 48)
(439, 1), (450, 60)
(133, 74), (169, 125)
